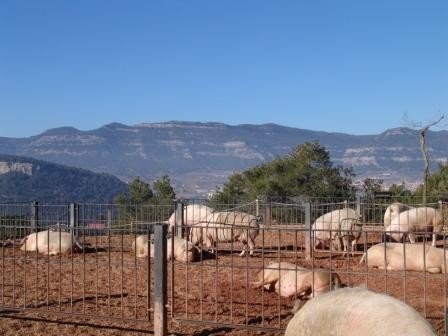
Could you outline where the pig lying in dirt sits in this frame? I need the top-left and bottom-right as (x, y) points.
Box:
(251, 261), (341, 300)
(132, 235), (199, 262)
(20, 230), (83, 255)
(285, 287), (436, 336)
(360, 242), (447, 273)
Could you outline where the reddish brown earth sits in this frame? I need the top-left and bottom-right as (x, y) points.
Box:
(0, 230), (446, 335)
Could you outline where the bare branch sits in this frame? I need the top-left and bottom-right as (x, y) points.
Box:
(420, 115), (444, 133)
(419, 115), (444, 205)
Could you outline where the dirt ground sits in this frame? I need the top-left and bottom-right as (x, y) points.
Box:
(0, 230), (446, 335)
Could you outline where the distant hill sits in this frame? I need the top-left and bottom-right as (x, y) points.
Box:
(0, 121), (447, 197)
(0, 154), (128, 203)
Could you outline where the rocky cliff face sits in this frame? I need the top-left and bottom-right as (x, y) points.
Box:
(0, 162), (33, 176)
(0, 122), (446, 197)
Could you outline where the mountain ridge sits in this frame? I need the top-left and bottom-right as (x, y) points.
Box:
(0, 121), (446, 197)
(0, 154), (128, 203)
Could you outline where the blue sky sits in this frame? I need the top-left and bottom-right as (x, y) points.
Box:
(0, 1), (446, 138)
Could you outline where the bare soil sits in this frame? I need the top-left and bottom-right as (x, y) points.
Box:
(0, 230), (446, 335)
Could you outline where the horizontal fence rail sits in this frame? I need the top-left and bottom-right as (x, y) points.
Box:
(0, 198), (447, 335)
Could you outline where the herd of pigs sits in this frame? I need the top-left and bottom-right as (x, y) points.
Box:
(17, 202), (446, 335)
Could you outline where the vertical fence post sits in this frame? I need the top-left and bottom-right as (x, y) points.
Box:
(305, 202), (311, 261)
(31, 201), (38, 232)
(356, 193), (362, 220)
(107, 205), (113, 229)
(154, 223), (167, 336)
(264, 200), (271, 227)
(69, 203), (78, 237)
(255, 198), (259, 217)
(445, 307), (448, 336)
(175, 200), (184, 238)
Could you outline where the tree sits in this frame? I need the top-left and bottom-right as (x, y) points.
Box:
(209, 141), (355, 205)
(404, 113), (445, 205)
(414, 164), (448, 202)
(388, 183), (413, 198)
(129, 176), (153, 204)
(151, 175), (176, 204)
(114, 176), (154, 224)
(361, 178), (383, 197)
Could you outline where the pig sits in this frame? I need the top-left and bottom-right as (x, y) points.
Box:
(20, 230), (83, 255)
(251, 261), (341, 300)
(385, 207), (444, 246)
(338, 218), (362, 257)
(383, 202), (413, 226)
(360, 242), (447, 273)
(285, 287), (436, 336)
(190, 211), (259, 256)
(131, 235), (199, 262)
(275, 268), (341, 300)
(251, 262), (300, 291)
(312, 208), (358, 251)
(167, 204), (214, 233)
(132, 235), (150, 258)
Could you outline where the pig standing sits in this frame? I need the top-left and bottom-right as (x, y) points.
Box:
(191, 211), (259, 256)
(312, 208), (358, 251)
(385, 207), (443, 246)
(338, 218), (362, 257)
(285, 287), (436, 336)
(167, 204), (214, 233)
(383, 202), (413, 226)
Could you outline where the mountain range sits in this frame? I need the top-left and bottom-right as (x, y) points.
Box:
(1, 121), (447, 197)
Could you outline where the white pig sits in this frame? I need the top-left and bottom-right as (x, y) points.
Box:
(383, 202), (413, 226)
(20, 230), (82, 255)
(190, 211), (259, 256)
(385, 207), (444, 246)
(285, 287), (436, 336)
(312, 208), (358, 251)
(132, 235), (199, 262)
(360, 242), (447, 273)
(167, 204), (214, 233)
(251, 261), (341, 300)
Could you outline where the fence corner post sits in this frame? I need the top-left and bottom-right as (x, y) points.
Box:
(305, 202), (312, 261)
(154, 223), (168, 336)
(69, 203), (78, 237)
(175, 200), (184, 238)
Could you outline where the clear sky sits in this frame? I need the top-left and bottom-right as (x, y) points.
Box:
(0, 1), (446, 138)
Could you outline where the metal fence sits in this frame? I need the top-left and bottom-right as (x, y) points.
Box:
(0, 199), (447, 335)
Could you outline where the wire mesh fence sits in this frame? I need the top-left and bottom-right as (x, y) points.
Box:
(0, 198), (447, 335)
